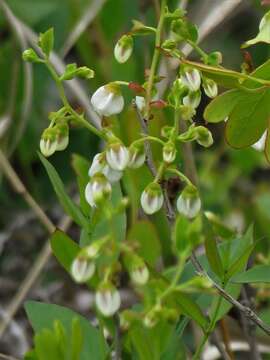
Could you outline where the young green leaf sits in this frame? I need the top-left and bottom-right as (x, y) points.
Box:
(50, 230), (80, 272)
(175, 293), (208, 330)
(39, 153), (89, 229)
(38, 28), (54, 57)
(231, 265), (270, 283)
(25, 301), (108, 360)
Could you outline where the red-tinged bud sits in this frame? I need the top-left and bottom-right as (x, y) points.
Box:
(128, 82), (145, 94)
(150, 100), (167, 109)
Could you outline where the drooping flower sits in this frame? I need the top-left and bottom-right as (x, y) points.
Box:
(85, 173), (112, 207)
(162, 142), (176, 164)
(195, 126), (213, 148)
(114, 35), (133, 63)
(95, 283), (121, 317)
(177, 186), (201, 219)
(106, 143), (129, 171)
(40, 128), (57, 157)
(183, 90), (201, 109)
(203, 78), (218, 98)
(128, 144), (145, 169)
(88, 153), (123, 183)
(141, 183), (164, 215)
(181, 68), (201, 92)
(91, 83), (124, 117)
(71, 255), (95, 283)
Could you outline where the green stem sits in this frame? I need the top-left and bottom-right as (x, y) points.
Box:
(45, 61), (106, 140)
(166, 168), (193, 187)
(145, 0), (167, 119)
(192, 283), (224, 360)
(132, 136), (165, 147)
(187, 40), (208, 63)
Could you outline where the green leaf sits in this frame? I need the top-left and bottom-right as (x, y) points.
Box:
(225, 243), (254, 280)
(204, 217), (224, 278)
(39, 153), (89, 229)
(25, 301), (108, 360)
(127, 220), (161, 266)
(173, 216), (201, 257)
(38, 28), (54, 57)
(231, 265), (270, 283)
(242, 11), (270, 48)
(225, 90), (270, 148)
(175, 293), (208, 330)
(204, 89), (244, 123)
(89, 183), (126, 245)
(50, 230), (80, 272)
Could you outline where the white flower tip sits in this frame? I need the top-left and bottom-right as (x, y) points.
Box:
(96, 287), (121, 317)
(71, 257), (95, 283)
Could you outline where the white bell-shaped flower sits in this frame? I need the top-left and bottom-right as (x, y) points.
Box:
(128, 144), (145, 169)
(106, 143), (129, 171)
(71, 256), (95, 283)
(85, 173), (112, 207)
(141, 183), (164, 215)
(88, 153), (106, 177)
(181, 68), (201, 92)
(203, 78), (218, 98)
(162, 142), (176, 164)
(131, 265), (149, 285)
(183, 90), (201, 109)
(114, 34), (133, 63)
(177, 187), (201, 219)
(88, 153), (123, 183)
(91, 83), (124, 117)
(135, 96), (146, 112)
(95, 283), (121, 317)
(40, 128), (57, 157)
(252, 131), (267, 151)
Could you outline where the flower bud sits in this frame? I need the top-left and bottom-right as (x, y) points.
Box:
(128, 144), (145, 169)
(181, 68), (201, 92)
(203, 78), (218, 98)
(252, 131), (267, 151)
(40, 128), (57, 157)
(106, 143), (129, 171)
(183, 90), (201, 109)
(196, 126), (213, 147)
(162, 142), (176, 163)
(85, 173), (112, 207)
(114, 35), (133, 63)
(22, 48), (40, 63)
(135, 96), (146, 112)
(71, 255), (95, 283)
(95, 282), (121, 317)
(141, 183), (164, 215)
(102, 165), (123, 183)
(177, 186), (201, 219)
(124, 253), (149, 285)
(91, 83), (124, 117)
(180, 105), (195, 121)
(144, 305), (162, 328)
